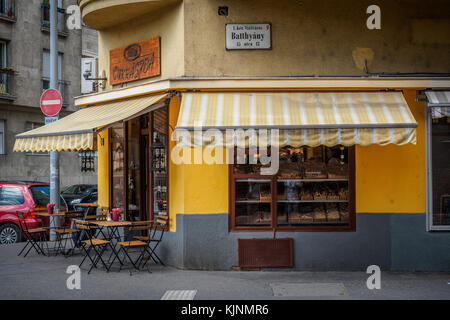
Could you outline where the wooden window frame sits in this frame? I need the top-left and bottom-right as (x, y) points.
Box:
(229, 146), (356, 232)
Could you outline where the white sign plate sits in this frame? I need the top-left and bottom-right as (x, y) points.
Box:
(226, 23), (271, 50)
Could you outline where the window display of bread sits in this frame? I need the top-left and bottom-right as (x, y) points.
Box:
(326, 184), (340, 200)
(338, 186), (349, 200)
(313, 185), (328, 200)
(256, 211), (271, 223)
(288, 211), (303, 224)
(303, 161), (327, 179)
(300, 213), (314, 223)
(259, 190), (271, 202)
(325, 203), (340, 222)
(277, 212), (288, 224)
(339, 203), (349, 221)
(313, 207), (327, 222)
(300, 188), (313, 200)
(278, 161), (302, 178)
(327, 163), (349, 179)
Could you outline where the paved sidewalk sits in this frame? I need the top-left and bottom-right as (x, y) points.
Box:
(0, 243), (449, 300)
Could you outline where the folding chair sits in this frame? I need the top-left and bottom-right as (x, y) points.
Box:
(16, 211), (47, 257)
(135, 215), (168, 267)
(112, 220), (154, 274)
(73, 219), (116, 274)
(53, 212), (83, 256)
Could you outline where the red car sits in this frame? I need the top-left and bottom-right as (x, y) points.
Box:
(0, 181), (67, 244)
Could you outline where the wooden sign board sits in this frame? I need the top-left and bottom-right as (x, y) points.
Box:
(110, 37), (160, 85)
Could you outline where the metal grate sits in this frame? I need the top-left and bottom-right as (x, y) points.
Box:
(161, 290), (197, 300)
(238, 238), (293, 268)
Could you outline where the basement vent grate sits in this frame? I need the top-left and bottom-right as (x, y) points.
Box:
(161, 290), (197, 300)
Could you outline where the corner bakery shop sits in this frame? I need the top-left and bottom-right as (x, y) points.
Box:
(13, 79), (450, 271)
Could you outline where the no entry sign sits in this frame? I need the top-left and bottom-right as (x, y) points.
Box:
(40, 89), (62, 117)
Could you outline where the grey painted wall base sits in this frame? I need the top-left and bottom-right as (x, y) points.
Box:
(155, 213), (450, 271)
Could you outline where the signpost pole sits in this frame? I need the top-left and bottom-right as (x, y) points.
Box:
(49, 0), (59, 240)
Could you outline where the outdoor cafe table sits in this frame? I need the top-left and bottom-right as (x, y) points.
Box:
(89, 220), (133, 269)
(34, 211), (70, 255)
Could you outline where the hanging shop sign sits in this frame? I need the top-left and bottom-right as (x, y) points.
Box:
(225, 23), (271, 50)
(110, 36), (161, 85)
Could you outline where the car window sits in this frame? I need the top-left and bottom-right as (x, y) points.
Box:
(0, 187), (25, 205)
(62, 185), (79, 194)
(29, 186), (65, 207)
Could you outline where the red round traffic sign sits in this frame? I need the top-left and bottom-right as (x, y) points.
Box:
(40, 89), (62, 117)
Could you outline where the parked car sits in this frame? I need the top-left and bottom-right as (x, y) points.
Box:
(0, 181), (67, 244)
(73, 192), (98, 212)
(61, 184), (97, 210)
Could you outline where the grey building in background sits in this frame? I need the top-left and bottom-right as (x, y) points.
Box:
(0, 0), (98, 188)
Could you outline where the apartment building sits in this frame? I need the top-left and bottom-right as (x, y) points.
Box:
(0, 0), (98, 187)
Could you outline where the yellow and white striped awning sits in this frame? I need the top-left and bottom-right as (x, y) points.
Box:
(14, 93), (168, 152)
(175, 91), (417, 147)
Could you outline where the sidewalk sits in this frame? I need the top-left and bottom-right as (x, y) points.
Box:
(0, 243), (449, 300)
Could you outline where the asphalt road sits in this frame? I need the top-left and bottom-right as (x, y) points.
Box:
(0, 243), (449, 300)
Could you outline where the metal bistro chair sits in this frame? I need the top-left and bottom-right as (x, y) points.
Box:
(135, 215), (168, 268)
(111, 220), (154, 274)
(53, 211), (84, 256)
(16, 211), (47, 257)
(73, 219), (117, 274)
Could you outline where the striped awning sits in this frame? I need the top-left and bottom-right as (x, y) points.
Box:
(13, 93), (168, 152)
(425, 91), (450, 119)
(175, 91), (417, 147)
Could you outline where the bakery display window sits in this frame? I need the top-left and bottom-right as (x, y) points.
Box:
(230, 146), (355, 231)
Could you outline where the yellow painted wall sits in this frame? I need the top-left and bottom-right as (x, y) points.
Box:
(355, 89), (426, 213)
(183, 0), (450, 76)
(97, 129), (109, 209)
(97, 1), (184, 92)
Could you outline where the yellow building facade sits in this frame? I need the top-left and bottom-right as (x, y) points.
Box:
(27, 0), (450, 270)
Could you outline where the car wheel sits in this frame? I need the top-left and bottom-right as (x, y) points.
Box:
(0, 223), (21, 244)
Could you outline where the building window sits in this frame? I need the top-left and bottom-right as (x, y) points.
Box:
(0, 40), (10, 96)
(427, 107), (450, 229)
(230, 145), (355, 231)
(0, 0), (15, 19)
(42, 49), (67, 105)
(0, 120), (5, 155)
(25, 122), (49, 156)
(42, 0), (66, 34)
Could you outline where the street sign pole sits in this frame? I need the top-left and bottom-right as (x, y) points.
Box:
(49, 0), (59, 241)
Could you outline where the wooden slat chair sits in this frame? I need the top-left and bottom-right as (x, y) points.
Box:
(16, 211), (47, 257)
(137, 215), (168, 267)
(53, 211), (84, 256)
(73, 219), (116, 274)
(111, 220), (154, 274)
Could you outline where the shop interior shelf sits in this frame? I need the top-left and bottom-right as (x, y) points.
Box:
(277, 178), (348, 182)
(235, 179), (271, 183)
(277, 200), (348, 203)
(236, 200), (271, 203)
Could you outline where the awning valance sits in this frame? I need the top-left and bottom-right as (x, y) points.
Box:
(13, 93), (168, 152)
(175, 91), (417, 147)
(425, 91), (450, 119)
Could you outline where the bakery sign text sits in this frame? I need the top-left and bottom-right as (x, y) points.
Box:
(110, 37), (161, 85)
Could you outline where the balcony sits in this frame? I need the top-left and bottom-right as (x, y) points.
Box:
(0, 68), (15, 100)
(41, 3), (68, 36)
(78, 0), (179, 29)
(42, 77), (70, 107)
(0, 0), (16, 22)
